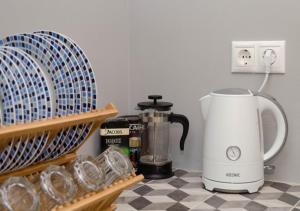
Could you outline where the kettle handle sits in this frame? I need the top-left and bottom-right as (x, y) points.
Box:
(257, 94), (288, 162)
(169, 113), (189, 151)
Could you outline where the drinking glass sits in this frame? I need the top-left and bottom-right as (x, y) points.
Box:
(0, 176), (39, 211)
(68, 155), (106, 196)
(95, 146), (134, 185)
(37, 165), (77, 210)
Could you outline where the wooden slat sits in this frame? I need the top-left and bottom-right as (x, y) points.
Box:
(100, 204), (116, 211)
(0, 153), (77, 182)
(54, 175), (144, 211)
(69, 120), (103, 154)
(100, 191), (121, 209)
(0, 103), (118, 150)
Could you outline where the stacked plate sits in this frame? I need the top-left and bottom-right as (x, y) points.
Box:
(0, 31), (97, 173)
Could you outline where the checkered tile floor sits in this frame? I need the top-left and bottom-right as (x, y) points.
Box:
(116, 169), (300, 211)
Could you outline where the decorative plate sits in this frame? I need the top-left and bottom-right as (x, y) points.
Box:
(21, 33), (76, 161)
(38, 34), (91, 158)
(0, 34), (74, 161)
(0, 68), (16, 170)
(0, 31), (98, 171)
(36, 31), (97, 156)
(1, 47), (51, 169)
(0, 48), (32, 171)
(0, 52), (25, 172)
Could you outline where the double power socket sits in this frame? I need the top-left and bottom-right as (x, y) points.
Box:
(232, 41), (286, 74)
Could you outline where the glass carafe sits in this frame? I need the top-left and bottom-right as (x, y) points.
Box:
(140, 110), (170, 165)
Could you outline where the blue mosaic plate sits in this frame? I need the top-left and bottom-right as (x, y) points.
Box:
(0, 57), (25, 123)
(0, 31), (97, 169)
(11, 49), (51, 168)
(0, 70), (17, 124)
(0, 35), (68, 114)
(38, 33), (91, 158)
(30, 34), (85, 161)
(41, 35), (83, 114)
(36, 31), (97, 157)
(0, 69), (16, 171)
(20, 33), (77, 161)
(0, 47), (32, 171)
(0, 47), (52, 169)
(0, 49), (32, 172)
(0, 53), (25, 172)
(0, 34), (74, 161)
(37, 31), (97, 109)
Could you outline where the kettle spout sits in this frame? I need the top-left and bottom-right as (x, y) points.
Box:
(199, 95), (211, 120)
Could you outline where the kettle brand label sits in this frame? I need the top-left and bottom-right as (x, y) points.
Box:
(226, 173), (240, 177)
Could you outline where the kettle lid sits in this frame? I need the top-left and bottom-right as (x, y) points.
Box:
(212, 88), (253, 96)
(137, 95), (173, 111)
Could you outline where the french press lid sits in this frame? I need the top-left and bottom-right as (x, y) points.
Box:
(137, 95), (173, 111)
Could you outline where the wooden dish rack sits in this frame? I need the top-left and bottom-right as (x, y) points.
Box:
(0, 103), (144, 211)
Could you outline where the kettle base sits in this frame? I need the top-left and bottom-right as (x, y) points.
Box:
(203, 177), (264, 193)
(138, 162), (174, 180)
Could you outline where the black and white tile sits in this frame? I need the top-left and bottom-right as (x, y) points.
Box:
(116, 169), (300, 211)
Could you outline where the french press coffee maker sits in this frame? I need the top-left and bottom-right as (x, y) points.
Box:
(137, 95), (189, 179)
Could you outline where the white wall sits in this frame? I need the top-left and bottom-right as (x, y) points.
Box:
(0, 0), (130, 156)
(129, 0), (300, 183)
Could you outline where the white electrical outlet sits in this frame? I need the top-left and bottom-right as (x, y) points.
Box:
(232, 42), (256, 72)
(257, 41), (285, 73)
(238, 49), (253, 66)
(232, 41), (286, 74)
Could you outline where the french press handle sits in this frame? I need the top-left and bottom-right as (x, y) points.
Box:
(169, 113), (189, 151)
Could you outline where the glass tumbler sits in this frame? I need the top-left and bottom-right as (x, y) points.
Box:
(68, 155), (106, 196)
(38, 165), (77, 210)
(0, 176), (39, 211)
(95, 146), (134, 185)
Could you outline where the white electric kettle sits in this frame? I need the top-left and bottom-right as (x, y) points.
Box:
(200, 88), (288, 193)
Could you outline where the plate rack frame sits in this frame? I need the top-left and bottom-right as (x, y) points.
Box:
(0, 103), (144, 211)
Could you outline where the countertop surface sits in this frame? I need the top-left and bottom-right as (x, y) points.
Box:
(116, 169), (300, 211)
